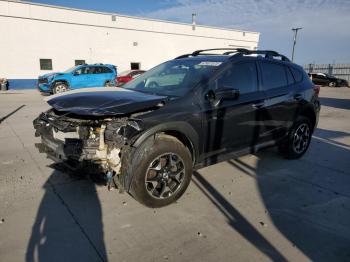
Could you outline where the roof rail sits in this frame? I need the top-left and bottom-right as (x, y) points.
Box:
(175, 54), (192, 59)
(236, 49), (291, 62)
(175, 48), (240, 59)
(192, 48), (242, 56)
(175, 48), (290, 62)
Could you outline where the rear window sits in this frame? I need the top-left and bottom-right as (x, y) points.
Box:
(130, 70), (144, 76)
(119, 70), (132, 77)
(290, 67), (304, 82)
(261, 62), (288, 90)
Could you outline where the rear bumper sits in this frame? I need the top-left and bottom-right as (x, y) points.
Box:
(116, 81), (126, 87)
(314, 100), (321, 129)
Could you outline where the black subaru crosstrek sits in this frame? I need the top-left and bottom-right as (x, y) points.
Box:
(33, 48), (321, 207)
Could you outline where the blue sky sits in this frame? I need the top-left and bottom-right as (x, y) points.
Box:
(26, 0), (175, 14)
(28, 0), (350, 65)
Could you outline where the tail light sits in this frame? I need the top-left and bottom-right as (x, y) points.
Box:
(125, 76), (133, 82)
(313, 85), (320, 96)
(115, 76), (120, 85)
(118, 76), (133, 83)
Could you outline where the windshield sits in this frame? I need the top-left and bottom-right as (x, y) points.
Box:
(123, 59), (223, 97)
(63, 66), (80, 73)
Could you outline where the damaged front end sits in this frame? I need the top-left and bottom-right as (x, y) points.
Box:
(33, 109), (143, 190)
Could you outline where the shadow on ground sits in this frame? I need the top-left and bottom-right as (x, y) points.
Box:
(26, 129), (350, 262)
(313, 128), (350, 149)
(320, 97), (350, 110)
(253, 137), (350, 261)
(26, 169), (107, 262)
(0, 105), (25, 124)
(193, 171), (288, 261)
(194, 128), (350, 261)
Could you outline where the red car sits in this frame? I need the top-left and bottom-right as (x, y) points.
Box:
(116, 70), (145, 86)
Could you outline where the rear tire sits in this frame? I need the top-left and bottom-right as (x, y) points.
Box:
(104, 81), (114, 87)
(125, 134), (193, 208)
(279, 116), (312, 159)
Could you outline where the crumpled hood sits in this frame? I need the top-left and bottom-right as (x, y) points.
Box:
(39, 72), (61, 79)
(46, 87), (166, 116)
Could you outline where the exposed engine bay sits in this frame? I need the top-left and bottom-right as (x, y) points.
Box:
(33, 108), (144, 190)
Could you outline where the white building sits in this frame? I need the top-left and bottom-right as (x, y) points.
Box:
(0, 0), (260, 88)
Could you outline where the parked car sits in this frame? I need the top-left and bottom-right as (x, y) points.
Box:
(308, 73), (348, 87)
(38, 64), (117, 94)
(116, 70), (145, 86)
(33, 48), (320, 207)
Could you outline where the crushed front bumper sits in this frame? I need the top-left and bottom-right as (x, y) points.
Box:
(33, 109), (145, 190)
(37, 83), (52, 93)
(33, 111), (121, 173)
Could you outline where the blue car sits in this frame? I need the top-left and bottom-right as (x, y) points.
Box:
(38, 64), (117, 94)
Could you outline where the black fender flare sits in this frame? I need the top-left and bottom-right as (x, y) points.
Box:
(122, 121), (199, 192)
(295, 102), (317, 130)
(51, 80), (70, 89)
(131, 121), (200, 163)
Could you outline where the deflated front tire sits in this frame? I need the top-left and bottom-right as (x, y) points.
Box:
(125, 134), (193, 208)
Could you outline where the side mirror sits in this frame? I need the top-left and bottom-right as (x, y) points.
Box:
(205, 87), (239, 107)
(215, 87), (240, 101)
(73, 71), (79, 76)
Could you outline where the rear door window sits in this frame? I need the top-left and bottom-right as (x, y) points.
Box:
(101, 67), (113, 74)
(217, 62), (258, 94)
(87, 67), (98, 74)
(290, 67), (304, 82)
(285, 66), (295, 85)
(260, 62), (288, 90)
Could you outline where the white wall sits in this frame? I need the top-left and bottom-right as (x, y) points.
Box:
(0, 0), (260, 79)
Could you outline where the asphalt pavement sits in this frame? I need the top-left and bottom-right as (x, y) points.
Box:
(0, 87), (349, 262)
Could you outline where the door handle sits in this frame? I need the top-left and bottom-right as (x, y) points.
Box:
(252, 101), (265, 109)
(294, 94), (303, 101)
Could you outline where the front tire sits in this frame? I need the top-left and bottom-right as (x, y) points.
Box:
(329, 81), (336, 87)
(53, 82), (68, 94)
(279, 117), (312, 159)
(125, 135), (193, 208)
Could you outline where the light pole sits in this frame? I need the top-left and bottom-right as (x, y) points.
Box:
(291, 27), (302, 62)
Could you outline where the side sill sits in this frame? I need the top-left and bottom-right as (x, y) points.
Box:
(194, 139), (279, 170)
